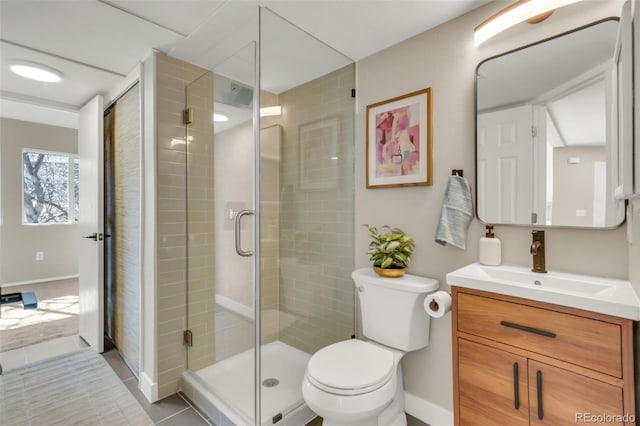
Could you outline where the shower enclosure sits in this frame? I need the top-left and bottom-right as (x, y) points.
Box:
(180, 7), (356, 425)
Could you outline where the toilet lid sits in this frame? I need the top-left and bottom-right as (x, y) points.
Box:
(307, 340), (395, 396)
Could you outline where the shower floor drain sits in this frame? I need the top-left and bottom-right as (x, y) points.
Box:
(262, 378), (279, 388)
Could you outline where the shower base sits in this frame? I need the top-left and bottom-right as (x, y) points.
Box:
(181, 340), (316, 426)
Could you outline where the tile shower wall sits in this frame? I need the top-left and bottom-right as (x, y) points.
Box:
(278, 64), (356, 354)
(155, 53), (209, 398)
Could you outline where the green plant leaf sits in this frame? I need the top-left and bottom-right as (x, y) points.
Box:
(380, 257), (393, 268)
(386, 241), (400, 251)
(365, 224), (413, 269)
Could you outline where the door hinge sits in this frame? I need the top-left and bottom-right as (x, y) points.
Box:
(531, 212), (538, 224)
(183, 329), (193, 347)
(183, 108), (193, 125)
(532, 125), (538, 138)
(351, 89), (356, 98)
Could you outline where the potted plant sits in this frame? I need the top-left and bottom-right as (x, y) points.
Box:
(366, 225), (415, 278)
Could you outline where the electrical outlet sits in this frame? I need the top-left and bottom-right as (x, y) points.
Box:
(35, 251), (44, 261)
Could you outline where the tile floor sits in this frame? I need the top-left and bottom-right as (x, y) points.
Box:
(103, 347), (211, 425)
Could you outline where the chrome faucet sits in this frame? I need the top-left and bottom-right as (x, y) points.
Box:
(530, 230), (547, 273)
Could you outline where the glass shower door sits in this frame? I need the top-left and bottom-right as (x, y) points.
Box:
(182, 6), (356, 425)
(185, 41), (259, 425)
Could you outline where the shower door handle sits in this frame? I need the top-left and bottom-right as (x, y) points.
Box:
(235, 209), (254, 257)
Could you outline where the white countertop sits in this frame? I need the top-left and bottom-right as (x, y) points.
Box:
(447, 262), (640, 320)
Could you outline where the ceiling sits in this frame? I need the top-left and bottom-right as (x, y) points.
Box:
(0, 0), (489, 128)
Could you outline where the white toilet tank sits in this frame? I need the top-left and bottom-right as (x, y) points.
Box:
(352, 268), (439, 351)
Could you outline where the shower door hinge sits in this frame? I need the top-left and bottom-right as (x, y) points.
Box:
(183, 329), (193, 347)
(183, 108), (193, 125)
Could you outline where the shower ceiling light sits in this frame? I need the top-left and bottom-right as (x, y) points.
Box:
(474, 0), (584, 46)
(10, 61), (63, 83)
(213, 113), (229, 122)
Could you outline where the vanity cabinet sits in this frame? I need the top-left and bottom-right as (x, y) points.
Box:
(452, 287), (635, 426)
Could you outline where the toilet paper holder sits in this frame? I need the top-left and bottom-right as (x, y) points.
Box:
(424, 291), (452, 318)
(428, 299), (440, 312)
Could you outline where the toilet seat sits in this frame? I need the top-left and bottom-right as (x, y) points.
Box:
(307, 340), (395, 396)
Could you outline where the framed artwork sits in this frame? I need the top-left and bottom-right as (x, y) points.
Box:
(366, 88), (433, 188)
(299, 117), (339, 190)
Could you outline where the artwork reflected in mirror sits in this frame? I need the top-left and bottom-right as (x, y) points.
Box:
(476, 19), (626, 228)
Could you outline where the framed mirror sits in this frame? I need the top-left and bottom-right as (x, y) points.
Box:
(476, 19), (626, 228)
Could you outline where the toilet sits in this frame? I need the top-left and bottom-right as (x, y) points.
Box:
(302, 268), (439, 426)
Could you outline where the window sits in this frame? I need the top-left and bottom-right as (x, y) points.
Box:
(22, 150), (79, 224)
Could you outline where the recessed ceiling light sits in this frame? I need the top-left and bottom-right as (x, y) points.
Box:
(10, 61), (63, 83)
(213, 113), (229, 122)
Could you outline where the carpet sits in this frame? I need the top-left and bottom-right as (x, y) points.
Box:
(0, 347), (153, 425)
(0, 279), (79, 352)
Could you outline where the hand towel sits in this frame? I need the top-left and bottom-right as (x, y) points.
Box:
(435, 175), (473, 249)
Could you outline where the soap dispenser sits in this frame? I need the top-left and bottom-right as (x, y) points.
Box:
(479, 225), (501, 266)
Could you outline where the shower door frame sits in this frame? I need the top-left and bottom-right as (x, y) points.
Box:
(252, 9), (263, 424)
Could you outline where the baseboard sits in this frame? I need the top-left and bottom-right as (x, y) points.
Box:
(1, 275), (79, 287)
(139, 371), (159, 403)
(404, 391), (453, 426)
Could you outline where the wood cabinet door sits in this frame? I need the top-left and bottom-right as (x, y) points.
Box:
(458, 339), (529, 426)
(528, 360), (625, 425)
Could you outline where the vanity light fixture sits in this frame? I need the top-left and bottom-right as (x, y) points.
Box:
(474, 0), (584, 46)
(213, 113), (229, 122)
(9, 61), (63, 83)
(260, 105), (282, 117)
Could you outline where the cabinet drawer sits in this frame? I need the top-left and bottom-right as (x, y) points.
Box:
(457, 292), (622, 377)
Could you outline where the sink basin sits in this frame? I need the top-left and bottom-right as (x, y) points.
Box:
(447, 263), (640, 320)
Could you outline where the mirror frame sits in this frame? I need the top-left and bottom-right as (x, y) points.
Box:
(474, 17), (626, 230)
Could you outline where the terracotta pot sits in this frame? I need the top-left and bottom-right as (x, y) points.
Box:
(373, 266), (405, 278)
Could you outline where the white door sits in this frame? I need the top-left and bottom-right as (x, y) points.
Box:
(78, 96), (104, 353)
(477, 105), (533, 224)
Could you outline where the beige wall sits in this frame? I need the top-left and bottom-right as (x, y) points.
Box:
(630, 198), (640, 300)
(552, 145), (606, 226)
(0, 118), (78, 284)
(628, 197), (640, 413)
(630, 198), (640, 286)
(355, 0), (627, 413)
